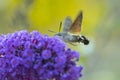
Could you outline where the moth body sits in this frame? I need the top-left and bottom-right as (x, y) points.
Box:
(55, 11), (89, 45)
(55, 33), (89, 45)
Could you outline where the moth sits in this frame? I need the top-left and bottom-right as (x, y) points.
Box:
(55, 11), (89, 45)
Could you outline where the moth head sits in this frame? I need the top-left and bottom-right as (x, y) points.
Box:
(55, 33), (63, 36)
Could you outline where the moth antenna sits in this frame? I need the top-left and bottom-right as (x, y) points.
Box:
(48, 30), (56, 33)
(59, 22), (62, 32)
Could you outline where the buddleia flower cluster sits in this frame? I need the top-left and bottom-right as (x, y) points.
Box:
(0, 30), (83, 80)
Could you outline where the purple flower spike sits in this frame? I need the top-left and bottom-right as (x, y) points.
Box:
(0, 30), (83, 80)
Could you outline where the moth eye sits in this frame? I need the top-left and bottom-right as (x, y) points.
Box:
(58, 34), (61, 36)
(56, 33), (62, 36)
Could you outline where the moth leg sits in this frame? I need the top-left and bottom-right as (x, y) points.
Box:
(68, 42), (77, 46)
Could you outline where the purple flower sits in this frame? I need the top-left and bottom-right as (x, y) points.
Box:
(0, 30), (83, 80)
(42, 49), (51, 59)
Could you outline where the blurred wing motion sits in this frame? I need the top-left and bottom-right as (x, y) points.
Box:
(63, 16), (72, 33)
(69, 11), (83, 34)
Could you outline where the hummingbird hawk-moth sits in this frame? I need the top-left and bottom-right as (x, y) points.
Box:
(55, 11), (89, 45)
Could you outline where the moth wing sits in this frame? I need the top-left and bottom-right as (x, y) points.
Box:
(69, 11), (83, 34)
(63, 16), (72, 33)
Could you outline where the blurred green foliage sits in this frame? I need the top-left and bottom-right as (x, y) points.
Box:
(0, 0), (120, 80)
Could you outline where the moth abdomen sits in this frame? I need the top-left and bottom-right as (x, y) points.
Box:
(78, 36), (89, 45)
